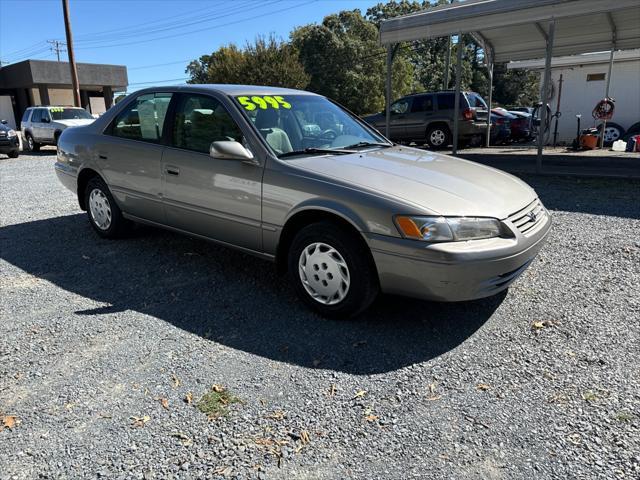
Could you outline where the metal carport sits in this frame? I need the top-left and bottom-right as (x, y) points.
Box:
(379, 0), (640, 171)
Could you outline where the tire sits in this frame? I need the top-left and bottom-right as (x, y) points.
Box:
(25, 133), (40, 152)
(84, 176), (129, 238)
(287, 221), (379, 319)
(597, 122), (625, 146)
(426, 125), (452, 149)
(8, 150), (19, 158)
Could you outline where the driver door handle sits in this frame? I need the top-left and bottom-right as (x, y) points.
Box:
(165, 165), (180, 176)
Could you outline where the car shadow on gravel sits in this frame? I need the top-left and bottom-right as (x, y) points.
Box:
(1, 214), (505, 375)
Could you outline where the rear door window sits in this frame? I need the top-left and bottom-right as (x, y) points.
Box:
(110, 92), (173, 142)
(410, 95), (434, 113)
(466, 93), (487, 109)
(21, 110), (32, 124)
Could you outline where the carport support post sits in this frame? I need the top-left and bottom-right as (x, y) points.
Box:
(385, 45), (394, 139)
(485, 60), (493, 147)
(599, 32), (616, 148)
(536, 20), (555, 174)
(452, 32), (463, 155)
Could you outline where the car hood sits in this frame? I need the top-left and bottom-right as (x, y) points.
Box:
(54, 119), (95, 127)
(286, 146), (537, 219)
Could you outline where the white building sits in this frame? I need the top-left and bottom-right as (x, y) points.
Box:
(508, 49), (640, 144)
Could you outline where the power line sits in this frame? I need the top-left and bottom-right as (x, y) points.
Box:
(72, 0), (263, 45)
(74, 0), (315, 50)
(47, 40), (67, 61)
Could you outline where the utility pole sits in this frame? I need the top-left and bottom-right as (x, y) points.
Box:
(62, 0), (81, 107)
(47, 40), (67, 61)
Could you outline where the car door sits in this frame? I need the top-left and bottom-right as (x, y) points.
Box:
(161, 92), (263, 251)
(39, 109), (55, 142)
(96, 92), (173, 224)
(30, 108), (44, 140)
(404, 95), (435, 141)
(388, 98), (411, 140)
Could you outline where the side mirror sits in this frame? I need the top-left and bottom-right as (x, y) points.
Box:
(209, 140), (254, 161)
(0, 120), (7, 124)
(42, 117), (50, 123)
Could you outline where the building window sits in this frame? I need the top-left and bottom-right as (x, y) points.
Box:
(587, 73), (606, 82)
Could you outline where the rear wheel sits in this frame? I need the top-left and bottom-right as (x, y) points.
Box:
(8, 150), (19, 158)
(288, 221), (379, 319)
(25, 133), (40, 152)
(426, 125), (451, 149)
(84, 176), (129, 238)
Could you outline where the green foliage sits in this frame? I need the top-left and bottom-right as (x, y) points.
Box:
(186, 1), (540, 112)
(186, 35), (309, 89)
(292, 10), (413, 115)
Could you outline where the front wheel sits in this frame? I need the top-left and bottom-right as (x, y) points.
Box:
(84, 177), (130, 238)
(288, 222), (379, 318)
(25, 133), (40, 152)
(8, 150), (19, 158)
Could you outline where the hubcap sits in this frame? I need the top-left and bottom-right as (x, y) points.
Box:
(89, 188), (112, 230)
(298, 242), (350, 305)
(603, 126), (621, 143)
(430, 130), (446, 146)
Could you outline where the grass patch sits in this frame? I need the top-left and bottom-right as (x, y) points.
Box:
(614, 411), (637, 423)
(196, 386), (240, 419)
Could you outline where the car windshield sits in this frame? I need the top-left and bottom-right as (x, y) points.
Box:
(233, 94), (389, 157)
(50, 107), (94, 120)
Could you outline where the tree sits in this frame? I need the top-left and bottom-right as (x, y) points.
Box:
(292, 10), (414, 115)
(186, 35), (309, 89)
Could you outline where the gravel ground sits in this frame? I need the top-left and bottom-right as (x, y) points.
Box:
(1, 152), (639, 480)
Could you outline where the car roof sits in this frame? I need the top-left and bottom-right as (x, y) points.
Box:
(133, 84), (319, 97)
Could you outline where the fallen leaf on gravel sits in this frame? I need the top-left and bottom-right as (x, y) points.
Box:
(170, 432), (192, 446)
(184, 392), (193, 405)
(213, 466), (232, 476)
(300, 430), (310, 444)
(364, 414), (379, 422)
(211, 384), (225, 393)
(532, 321), (545, 330)
(157, 397), (169, 410)
(476, 383), (491, 391)
(266, 410), (286, 421)
(426, 383), (442, 401)
(327, 384), (337, 396)
(130, 415), (151, 428)
(532, 320), (554, 330)
(255, 438), (274, 446)
(1, 414), (19, 431)
(353, 390), (367, 399)
(566, 433), (582, 445)
(171, 374), (180, 388)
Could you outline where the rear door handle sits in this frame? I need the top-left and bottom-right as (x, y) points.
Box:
(98, 154), (108, 160)
(165, 165), (180, 176)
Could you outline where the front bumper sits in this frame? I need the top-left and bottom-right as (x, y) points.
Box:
(365, 206), (552, 302)
(0, 135), (20, 153)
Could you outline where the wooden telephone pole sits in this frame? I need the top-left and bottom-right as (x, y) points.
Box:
(62, 0), (81, 107)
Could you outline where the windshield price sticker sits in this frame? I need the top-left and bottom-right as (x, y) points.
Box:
(237, 96), (291, 111)
(50, 107), (64, 112)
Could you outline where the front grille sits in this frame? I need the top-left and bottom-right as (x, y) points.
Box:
(508, 199), (547, 236)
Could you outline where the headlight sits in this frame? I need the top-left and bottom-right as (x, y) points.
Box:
(395, 215), (502, 242)
(7, 129), (17, 138)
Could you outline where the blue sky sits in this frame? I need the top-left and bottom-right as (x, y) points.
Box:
(0, 0), (385, 92)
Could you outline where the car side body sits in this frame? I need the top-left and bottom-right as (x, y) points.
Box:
(0, 120), (20, 158)
(21, 106), (95, 151)
(362, 91), (490, 148)
(55, 85), (551, 317)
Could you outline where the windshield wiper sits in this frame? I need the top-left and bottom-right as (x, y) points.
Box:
(341, 141), (392, 150)
(278, 147), (355, 159)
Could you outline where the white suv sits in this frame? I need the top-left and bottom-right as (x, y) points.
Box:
(21, 106), (95, 151)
